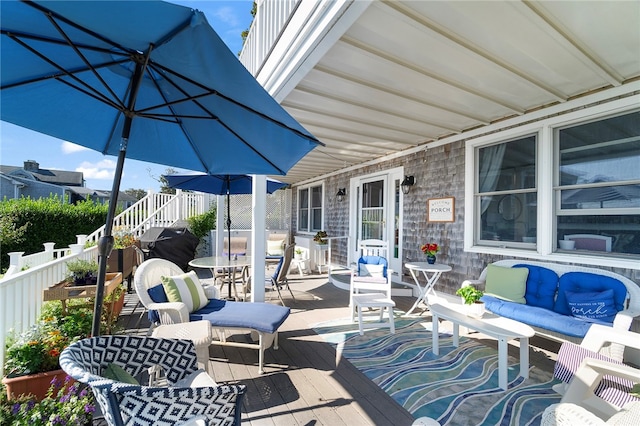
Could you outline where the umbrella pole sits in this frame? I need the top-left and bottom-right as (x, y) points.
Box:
(227, 189), (233, 299)
(92, 147), (126, 336)
(91, 61), (145, 336)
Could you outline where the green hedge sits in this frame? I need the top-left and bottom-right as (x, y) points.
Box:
(0, 196), (108, 272)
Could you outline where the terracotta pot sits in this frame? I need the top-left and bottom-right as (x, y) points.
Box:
(2, 369), (72, 401)
(108, 290), (126, 318)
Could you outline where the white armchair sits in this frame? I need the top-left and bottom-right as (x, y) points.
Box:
(553, 324), (640, 420)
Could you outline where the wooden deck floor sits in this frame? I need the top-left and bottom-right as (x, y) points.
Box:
(119, 271), (560, 426)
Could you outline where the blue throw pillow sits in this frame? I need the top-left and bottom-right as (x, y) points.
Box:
(147, 284), (168, 324)
(554, 272), (627, 315)
(148, 284), (168, 303)
(358, 256), (388, 277)
(565, 289), (618, 323)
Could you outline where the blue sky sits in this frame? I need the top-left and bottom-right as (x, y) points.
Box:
(1, 0), (254, 192)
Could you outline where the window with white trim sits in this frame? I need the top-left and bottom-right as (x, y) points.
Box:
(555, 110), (640, 255)
(298, 184), (323, 232)
(469, 105), (640, 261)
(475, 135), (537, 247)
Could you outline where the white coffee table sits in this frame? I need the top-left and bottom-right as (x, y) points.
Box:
(429, 302), (534, 391)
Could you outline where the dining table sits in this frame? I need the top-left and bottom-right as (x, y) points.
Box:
(189, 255), (252, 300)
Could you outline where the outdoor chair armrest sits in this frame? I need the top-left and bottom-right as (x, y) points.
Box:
(148, 301), (190, 324)
(580, 324), (640, 354)
(561, 358), (640, 419)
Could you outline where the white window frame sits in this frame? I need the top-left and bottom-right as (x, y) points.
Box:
(297, 182), (324, 234)
(465, 96), (639, 270)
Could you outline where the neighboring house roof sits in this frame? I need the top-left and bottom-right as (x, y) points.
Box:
(0, 171), (66, 193)
(0, 161), (135, 205)
(66, 186), (138, 205)
(0, 163), (84, 186)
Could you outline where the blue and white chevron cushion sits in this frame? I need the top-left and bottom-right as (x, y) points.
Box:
(161, 271), (208, 313)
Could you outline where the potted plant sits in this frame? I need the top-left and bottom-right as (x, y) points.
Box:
(313, 230), (328, 246)
(2, 297), (120, 401)
(295, 248), (304, 260)
(456, 285), (485, 318)
(66, 259), (99, 286)
(0, 375), (95, 424)
(108, 226), (139, 285)
(2, 318), (76, 400)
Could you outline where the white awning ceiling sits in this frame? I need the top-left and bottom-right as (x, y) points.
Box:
(249, 0), (640, 185)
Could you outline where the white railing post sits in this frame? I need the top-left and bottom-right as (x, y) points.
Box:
(4, 252), (25, 277)
(76, 234), (88, 246)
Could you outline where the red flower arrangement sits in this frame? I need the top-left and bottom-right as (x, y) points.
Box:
(420, 243), (439, 256)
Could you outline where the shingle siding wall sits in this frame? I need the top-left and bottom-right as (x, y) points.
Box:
(295, 139), (640, 302)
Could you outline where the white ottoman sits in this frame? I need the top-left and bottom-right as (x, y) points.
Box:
(152, 320), (212, 374)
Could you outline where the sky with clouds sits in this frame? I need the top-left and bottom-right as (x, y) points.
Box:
(1, 0), (254, 192)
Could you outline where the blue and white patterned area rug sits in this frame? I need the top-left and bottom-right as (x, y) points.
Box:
(313, 316), (561, 425)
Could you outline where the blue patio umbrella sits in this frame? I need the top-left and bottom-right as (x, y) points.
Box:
(1, 1), (320, 335)
(165, 173), (288, 299)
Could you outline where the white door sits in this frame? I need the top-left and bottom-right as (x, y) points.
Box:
(350, 168), (404, 274)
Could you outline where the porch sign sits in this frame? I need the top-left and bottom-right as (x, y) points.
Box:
(428, 197), (455, 222)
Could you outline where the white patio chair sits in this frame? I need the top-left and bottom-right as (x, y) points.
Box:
(349, 239), (395, 335)
(553, 324), (640, 419)
(134, 258), (290, 374)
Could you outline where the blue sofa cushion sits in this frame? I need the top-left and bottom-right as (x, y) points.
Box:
(190, 299), (290, 334)
(482, 295), (604, 338)
(565, 289), (618, 323)
(553, 272), (627, 316)
(514, 264), (558, 310)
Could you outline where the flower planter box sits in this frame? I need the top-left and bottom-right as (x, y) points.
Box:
(2, 369), (72, 401)
(107, 245), (137, 288)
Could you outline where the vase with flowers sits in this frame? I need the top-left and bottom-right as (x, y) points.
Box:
(420, 243), (440, 264)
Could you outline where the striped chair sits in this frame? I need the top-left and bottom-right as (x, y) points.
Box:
(60, 335), (246, 426)
(553, 324), (640, 419)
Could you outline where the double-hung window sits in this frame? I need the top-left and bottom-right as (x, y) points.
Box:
(475, 135), (537, 247)
(555, 110), (640, 256)
(468, 102), (639, 263)
(298, 184), (323, 232)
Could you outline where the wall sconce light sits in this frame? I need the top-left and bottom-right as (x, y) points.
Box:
(401, 176), (415, 194)
(336, 188), (346, 202)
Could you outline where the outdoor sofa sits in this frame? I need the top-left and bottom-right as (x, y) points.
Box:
(462, 260), (640, 360)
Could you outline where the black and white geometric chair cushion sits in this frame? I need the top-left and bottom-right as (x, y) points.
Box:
(60, 335), (246, 426)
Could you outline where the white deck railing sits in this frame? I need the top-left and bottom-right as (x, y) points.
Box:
(0, 190), (209, 375)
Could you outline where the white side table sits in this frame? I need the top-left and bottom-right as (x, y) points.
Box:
(292, 257), (309, 276)
(314, 245), (328, 273)
(405, 262), (452, 315)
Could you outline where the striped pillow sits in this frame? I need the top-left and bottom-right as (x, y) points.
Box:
(161, 271), (208, 313)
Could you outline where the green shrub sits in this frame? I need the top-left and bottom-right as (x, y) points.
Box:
(187, 206), (217, 239)
(0, 195), (109, 272)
